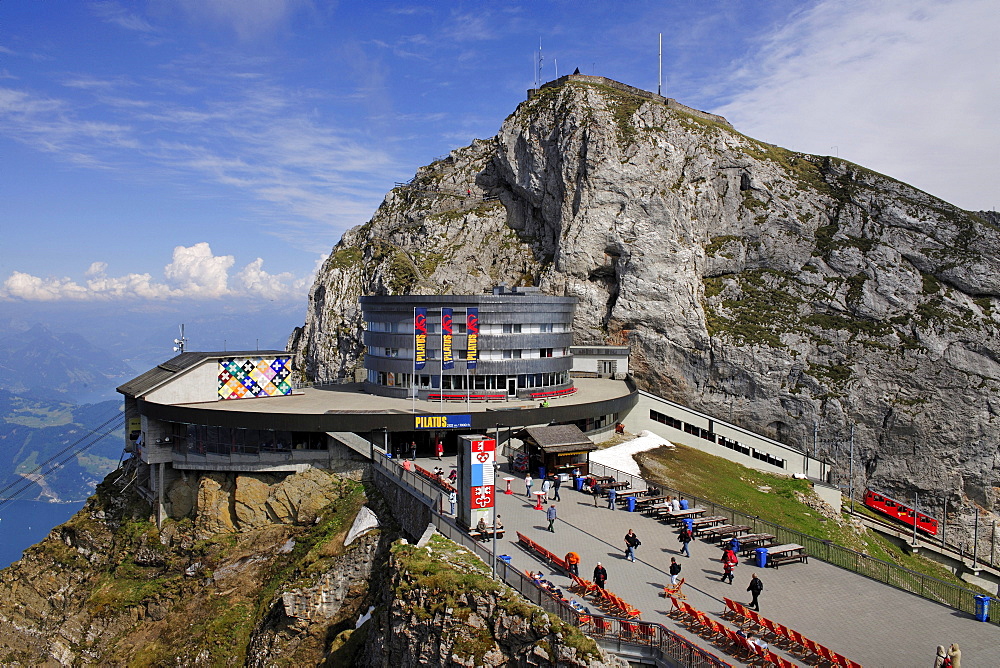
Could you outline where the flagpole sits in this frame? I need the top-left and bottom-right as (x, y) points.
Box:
(412, 307), (416, 414)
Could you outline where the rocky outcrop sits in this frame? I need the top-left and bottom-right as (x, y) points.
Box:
(291, 78), (1000, 553)
(0, 468), (380, 666)
(361, 534), (623, 667)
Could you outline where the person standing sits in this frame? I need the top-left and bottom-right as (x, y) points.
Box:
(565, 551), (580, 575)
(947, 643), (961, 668)
(541, 477), (551, 500)
(679, 526), (692, 557)
(624, 529), (640, 562)
(747, 573), (763, 611)
(593, 562), (608, 589)
(607, 487), (617, 510)
(435, 439), (444, 460)
(525, 473), (534, 497)
(669, 557), (681, 585)
(592, 481), (602, 506)
(552, 475), (561, 501)
(934, 645), (947, 668)
(448, 490), (457, 515)
(410, 440), (417, 460)
(546, 504), (557, 532)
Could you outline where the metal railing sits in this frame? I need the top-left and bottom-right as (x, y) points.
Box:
(370, 451), (733, 666)
(585, 459), (998, 624)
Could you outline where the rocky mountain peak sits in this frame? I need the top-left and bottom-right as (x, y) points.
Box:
(291, 77), (1000, 546)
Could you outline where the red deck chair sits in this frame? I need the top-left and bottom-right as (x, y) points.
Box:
(831, 652), (852, 668)
(636, 623), (657, 645)
(814, 643), (839, 667)
(722, 597), (743, 621)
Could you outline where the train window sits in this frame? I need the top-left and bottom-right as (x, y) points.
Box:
(884, 501), (896, 507)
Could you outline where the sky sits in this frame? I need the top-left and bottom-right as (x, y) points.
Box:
(2, 0), (998, 358)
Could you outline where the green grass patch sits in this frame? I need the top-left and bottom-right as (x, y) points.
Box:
(638, 444), (988, 592)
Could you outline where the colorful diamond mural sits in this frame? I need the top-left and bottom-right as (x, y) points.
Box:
(218, 357), (292, 399)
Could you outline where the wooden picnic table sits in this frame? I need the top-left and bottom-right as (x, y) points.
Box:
(737, 533), (777, 554)
(689, 515), (728, 528)
(615, 489), (646, 499)
(699, 524), (751, 540)
(634, 495), (669, 509)
(590, 475), (615, 484)
(663, 508), (706, 522)
(766, 543), (808, 567)
(643, 503), (672, 517)
(602, 481), (631, 491)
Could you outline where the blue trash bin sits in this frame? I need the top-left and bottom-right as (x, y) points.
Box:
(627, 497), (637, 512)
(755, 547), (769, 568)
(679, 499), (689, 510)
(574, 476), (584, 492)
(498, 555), (512, 565)
(974, 594), (991, 622)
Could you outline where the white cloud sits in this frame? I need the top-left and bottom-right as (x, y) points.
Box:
(176, 0), (312, 40)
(0, 243), (320, 302)
(716, 0), (1000, 211)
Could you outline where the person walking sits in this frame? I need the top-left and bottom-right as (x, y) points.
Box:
(747, 573), (764, 611)
(624, 529), (641, 562)
(592, 481), (602, 506)
(565, 551), (580, 575)
(410, 440), (417, 460)
(669, 557), (681, 585)
(678, 526), (692, 557)
(546, 504), (557, 532)
(607, 487), (617, 510)
(722, 556), (736, 584)
(541, 477), (551, 500)
(593, 562), (608, 590)
(525, 473), (533, 497)
(552, 475), (561, 501)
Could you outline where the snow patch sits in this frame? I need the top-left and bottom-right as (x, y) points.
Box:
(589, 430), (674, 477)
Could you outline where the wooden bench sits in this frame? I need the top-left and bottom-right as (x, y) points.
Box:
(470, 529), (505, 541)
(769, 552), (808, 567)
(427, 393), (506, 402)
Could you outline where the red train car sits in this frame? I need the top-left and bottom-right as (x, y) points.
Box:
(863, 489), (939, 536)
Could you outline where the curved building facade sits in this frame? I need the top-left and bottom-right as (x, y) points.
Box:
(361, 286), (576, 399)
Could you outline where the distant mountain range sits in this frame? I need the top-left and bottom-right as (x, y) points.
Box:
(0, 324), (134, 404)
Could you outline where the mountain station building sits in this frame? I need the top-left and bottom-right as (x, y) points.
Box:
(117, 287), (637, 522)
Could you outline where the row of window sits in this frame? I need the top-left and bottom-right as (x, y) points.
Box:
(649, 409), (786, 469)
(367, 370), (570, 390)
(367, 347), (569, 360)
(366, 321), (568, 334)
(168, 425), (328, 456)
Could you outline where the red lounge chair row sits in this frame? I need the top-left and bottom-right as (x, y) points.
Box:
(530, 386), (577, 400)
(516, 531), (572, 573)
(668, 597), (794, 668)
(412, 463), (456, 493)
(723, 598), (862, 668)
(517, 532), (641, 619)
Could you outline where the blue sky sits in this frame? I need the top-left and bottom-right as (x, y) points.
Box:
(2, 1), (998, 354)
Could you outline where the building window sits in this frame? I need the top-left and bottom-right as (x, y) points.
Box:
(385, 348), (398, 358)
(503, 349), (522, 359)
(502, 323), (522, 333)
(540, 348), (553, 357)
(539, 323), (553, 333)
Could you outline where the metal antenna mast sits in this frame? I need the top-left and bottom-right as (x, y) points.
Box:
(538, 39), (543, 86)
(658, 33), (662, 96)
(173, 324), (187, 353)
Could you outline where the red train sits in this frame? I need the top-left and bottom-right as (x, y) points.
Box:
(863, 489), (939, 536)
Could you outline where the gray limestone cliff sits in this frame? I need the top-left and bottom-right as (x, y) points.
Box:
(290, 77), (1000, 551)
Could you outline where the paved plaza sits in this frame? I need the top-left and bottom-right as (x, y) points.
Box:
(416, 455), (996, 667)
